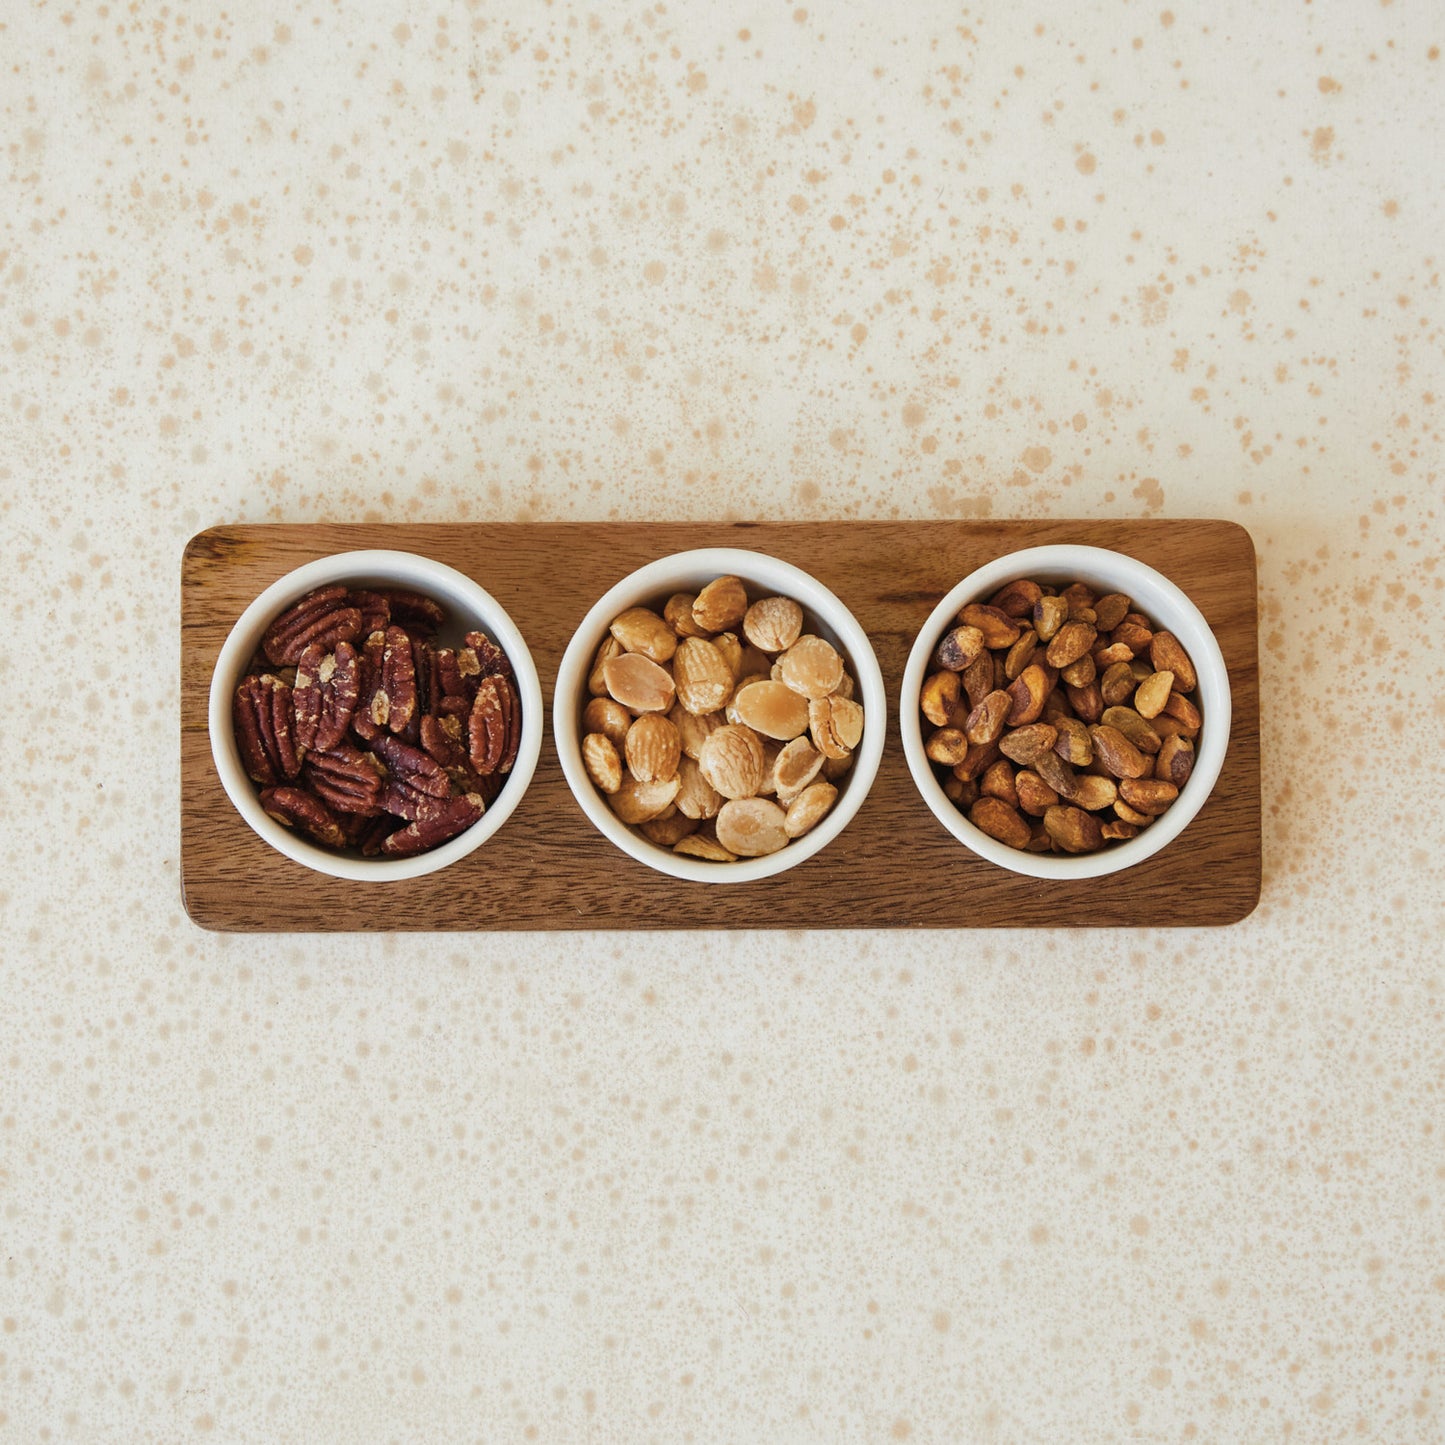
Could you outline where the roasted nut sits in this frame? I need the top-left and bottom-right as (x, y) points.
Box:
(639, 812), (699, 846)
(1149, 631), (1197, 692)
(952, 741), (1001, 782)
(1043, 804), (1103, 854)
(1100, 660), (1137, 707)
(1089, 724), (1151, 780)
(692, 575), (749, 633)
(1113, 799), (1154, 827)
(1015, 770), (1059, 816)
(731, 680), (811, 740)
(925, 728), (970, 768)
(743, 595), (804, 653)
(1101, 820), (1139, 841)
(603, 652), (676, 714)
(1004, 629), (1038, 681)
(1093, 593), (1131, 632)
(1111, 619), (1154, 655)
(969, 796), (1031, 850)
(1052, 716), (1093, 766)
(625, 713), (682, 784)
(674, 833), (737, 862)
(1068, 774), (1118, 812)
(1101, 705), (1162, 754)
(582, 733), (624, 794)
(582, 697), (632, 747)
(989, 578), (1043, 617)
(698, 723), (766, 799)
(999, 722), (1057, 767)
(1045, 619), (1097, 669)
(960, 603), (1021, 650)
(1118, 777), (1179, 815)
(609, 774), (681, 825)
(1162, 691), (1202, 731)
(664, 592), (711, 639)
(611, 607), (678, 664)
(588, 635), (625, 697)
(1005, 664), (1051, 726)
(1064, 681), (1103, 724)
(1031, 749), (1077, 799)
(675, 755), (724, 819)
(711, 796), (788, 855)
(1134, 670), (1174, 719)
(934, 625), (985, 673)
(1032, 594), (1068, 642)
(812, 694), (864, 759)
(921, 671), (962, 728)
(979, 758), (1019, 809)
(965, 689), (1013, 746)
(783, 781), (838, 838)
(1155, 734), (1195, 787)
(1060, 652), (1096, 688)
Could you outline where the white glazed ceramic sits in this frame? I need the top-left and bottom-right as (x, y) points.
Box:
(209, 549), (543, 880)
(900, 544), (1231, 879)
(553, 548), (886, 883)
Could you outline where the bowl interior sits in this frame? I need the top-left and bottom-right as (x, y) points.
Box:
(555, 548), (885, 884)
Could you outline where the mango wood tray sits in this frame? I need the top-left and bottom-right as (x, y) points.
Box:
(180, 521), (1259, 930)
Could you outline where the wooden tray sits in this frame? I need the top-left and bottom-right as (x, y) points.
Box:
(181, 521), (1260, 930)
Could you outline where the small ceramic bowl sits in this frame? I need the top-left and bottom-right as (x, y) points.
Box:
(900, 544), (1231, 879)
(209, 549), (543, 880)
(553, 548), (886, 883)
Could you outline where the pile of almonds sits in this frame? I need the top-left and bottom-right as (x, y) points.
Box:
(580, 575), (864, 861)
(232, 585), (522, 858)
(918, 577), (1201, 855)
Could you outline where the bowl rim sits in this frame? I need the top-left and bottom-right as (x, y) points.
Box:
(208, 548), (543, 881)
(899, 543), (1231, 879)
(552, 546), (886, 883)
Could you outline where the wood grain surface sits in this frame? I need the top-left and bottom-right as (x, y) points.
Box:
(180, 520), (1260, 930)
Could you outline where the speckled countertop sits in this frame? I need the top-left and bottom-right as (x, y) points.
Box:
(2, 2), (1442, 1440)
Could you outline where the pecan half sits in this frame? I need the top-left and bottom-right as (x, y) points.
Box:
(303, 744), (385, 816)
(233, 676), (278, 785)
(294, 640), (360, 753)
(380, 794), (483, 856)
(459, 629), (513, 684)
(261, 586), (363, 666)
(348, 589), (392, 637)
(468, 674), (520, 776)
(378, 588), (447, 633)
(372, 733), (450, 798)
(380, 625), (418, 735)
(258, 786), (346, 848)
(234, 674), (301, 782)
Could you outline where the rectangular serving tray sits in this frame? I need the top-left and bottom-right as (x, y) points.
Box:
(180, 520), (1260, 930)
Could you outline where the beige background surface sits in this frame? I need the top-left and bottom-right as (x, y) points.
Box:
(2, 1), (1442, 1440)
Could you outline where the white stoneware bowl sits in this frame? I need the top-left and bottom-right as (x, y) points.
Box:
(553, 548), (885, 883)
(209, 549), (542, 880)
(900, 544), (1231, 879)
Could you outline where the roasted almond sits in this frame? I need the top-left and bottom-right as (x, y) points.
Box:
(639, 812), (699, 846)
(582, 733), (623, 794)
(809, 694), (864, 759)
(625, 713), (682, 784)
(711, 630), (744, 679)
(698, 723), (765, 800)
(675, 755), (724, 819)
(664, 592), (711, 638)
(582, 696), (632, 747)
(603, 652), (676, 713)
(588, 635), (625, 696)
(675, 706), (724, 760)
(778, 635), (845, 699)
(783, 781), (838, 838)
(772, 736), (825, 801)
(610, 606), (678, 664)
(673, 832), (737, 862)
(969, 796), (1031, 850)
(608, 773), (681, 825)
(692, 575), (749, 633)
(715, 797), (789, 856)
(672, 638), (734, 716)
(731, 680), (811, 740)
(742, 595), (804, 654)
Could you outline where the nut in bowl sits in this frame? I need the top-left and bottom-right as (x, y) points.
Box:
(900, 544), (1231, 879)
(208, 550), (543, 881)
(554, 548), (886, 883)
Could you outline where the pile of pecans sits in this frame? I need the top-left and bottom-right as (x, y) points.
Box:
(918, 577), (1201, 855)
(232, 585), (521, 858)
(580, 575), (863, 861)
